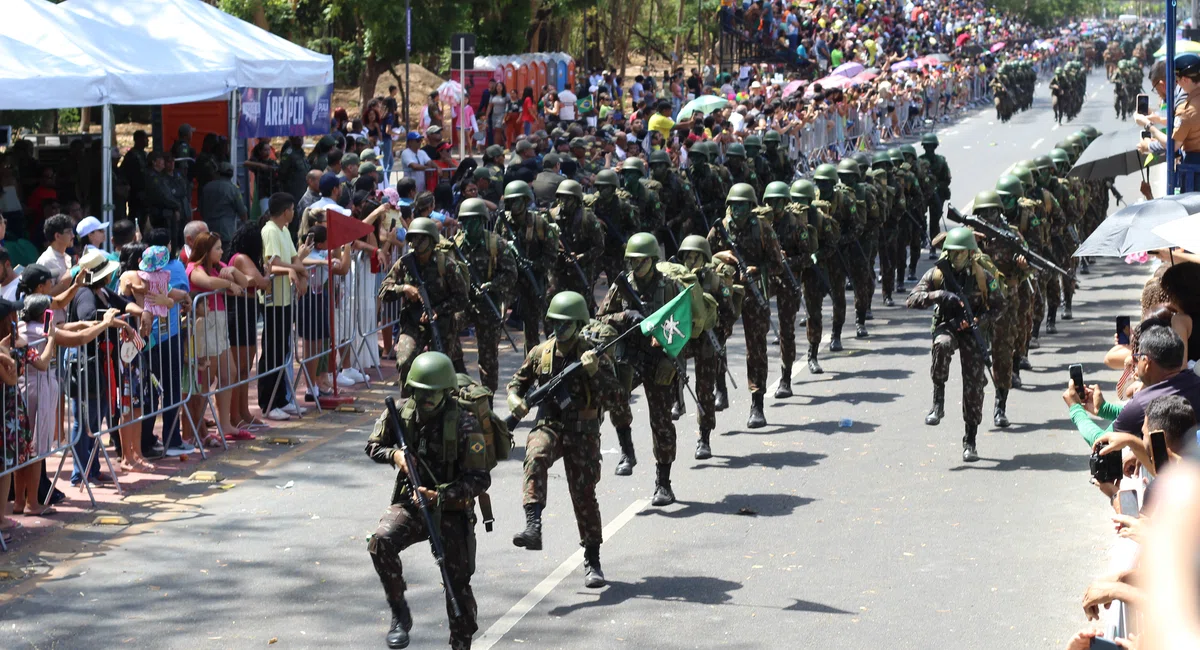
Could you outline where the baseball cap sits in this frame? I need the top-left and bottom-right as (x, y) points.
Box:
(406, 131), (423, 141)
(360, 162), (379, 174)
(75, 216), (109, 239)
(19, 264), (53, 291)
(426, 125), (443, 135)
(342, 153), (360, 167)
(319, 172), (341, 195)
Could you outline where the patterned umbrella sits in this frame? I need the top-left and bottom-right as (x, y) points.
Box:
(437, 80), (464, 103)
(831, 62), (864, 78)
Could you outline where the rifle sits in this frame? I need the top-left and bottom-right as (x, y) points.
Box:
(498, 217), (546, 300)
(504, 325), (640, 430)
(713, 217), (780, 339)
(383, 397), (462, 618)
(933, 258), (992, 369)
(401, 253), (443, 353)
(668, 255), (738, 390)
(901, 207), (932, 249)
(614, 272), (706, 418)
(451, 240), (519, 352)
(945, 207), (1075, 280)
(556, 224), (595, 311)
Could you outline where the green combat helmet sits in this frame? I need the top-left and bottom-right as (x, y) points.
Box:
(726, 182), (759, 206)
(1032, 155), (1055, 172)
(971, 189), (1004, 213)
(690, 143), (709, 165)
(1008, 164), (1035, 193)
(836, 158), (861, 182)
(888, 148), (905, 165)
(1049, 148), (1071, 174)
(649, 150), (671, 166)
(813, 163), (839, 181)
(458, 198), (489, 220)
(790, 178), (818, 204)
(899, 144), (918, 160)
(763, 130), (782, 145)
(504, 179), (534, 201)
(406, 351), (458, 390)
(595, 169), (620, 187)
(850, 152), (873, 170)
(726, 143), (747, 159)
(995, 174), (1025, 205)
(621, 157), (646, 177)
(624, 231), (662, 259)
(405, 217), (440, 242)
(920, 133), (940, 148)
(678, 234), (712, 257)
(1080, 125), (1101, 140)
(744, 135), (763, 155)
(941, 226), (979, 251)
(763, 181), (791, 201)
(556, 179), (584, 200)
(872, 151), (893, 169)
(546, 291), (591, 323)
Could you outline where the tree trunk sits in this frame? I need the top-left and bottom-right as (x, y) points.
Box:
(360, 55), (390, 113)
(389, 64), (409, 130)
(80, 106), (91, 134)
(674, 0), (686, 64)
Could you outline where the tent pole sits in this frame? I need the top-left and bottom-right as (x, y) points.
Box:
(229, 90), (239, 183)
(102, 104), (113, 248)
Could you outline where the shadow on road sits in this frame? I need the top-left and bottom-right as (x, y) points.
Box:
(783, 598), (854, 614)
(822, 367), (915, 382)
(692, 450), (827, 471)
(948, 451), (1088, 473)
(546, 575), (744, 616)
(637, 493), (816, 519)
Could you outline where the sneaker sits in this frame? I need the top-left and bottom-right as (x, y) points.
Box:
(337, 371), (358, 387)
(176, 442), (196, 453)
(347, 368), (370, 383)
(281, 403), (307, 416)
(265, 408), (292, 421)
(164, 447), (188, 457)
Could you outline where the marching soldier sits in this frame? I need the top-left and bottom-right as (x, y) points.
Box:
(769, 180), (818, 397)
(994, 173), (1041, 384)
(508, 292), (619, 588)
(906, 228), (1004, 463)
(871, 152), (900, 307)
(548, 180), (605, 306)
(687, 142), (728, 232)
(618, 158), (665, 243)
(763, 130), (793, 184)
(453, 199), (518, 394)
(495, 180), (559, 353)
(791, 178), (838, 375)
(893, 147), (923, 287)
(744, 135), (774, 187)
(367, 352), (490, 650)
(851, 152), (883, 319)
(652, 150), (702, 246)
(835, 159), (873, 340)
(811, 163), (854, 352)
(724, 143), (762, 197)
(379, 217), (470, 384)
(919, 134), (952, 258)
(588, 169), (638, 290)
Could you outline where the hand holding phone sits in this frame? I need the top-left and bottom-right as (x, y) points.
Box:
(1116, 316), (1130, 345)
(1069, 364), (1085, 400)
(1149, 429), (1170, 473)
(1136, 93), (1149, 116)
(1117, 489), (1139, 517)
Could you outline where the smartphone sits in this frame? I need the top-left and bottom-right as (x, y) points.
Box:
(1136, 93), (1149, 116)
(1149, 429), (1170, 473)
(1069, 364), (1085, 399)
(1090, 639), (1121, 650)
(305, 233), (316, 247)
(1117, 489), (1139, 517)
(1116, 316), (1131, 345)
(42, 311), (52, 331)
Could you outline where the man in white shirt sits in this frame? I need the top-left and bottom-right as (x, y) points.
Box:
(728, 106), (747, 133)
(631, 76), (645, 105)
(559, 87), (577, 122)
(399, 131), (432, 193)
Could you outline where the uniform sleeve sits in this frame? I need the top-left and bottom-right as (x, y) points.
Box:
(435, 254), (470, 316)
(493, 239), (519, 302)
(576, 214), (606, 266)
(377, 257), (408, 302)
(365, 412), (399, 466)
(982, 270), (1005, 321)
(596, 281), (629, 321)
(905, 268), (940, 309)
(440, 412), (492, 503)
(538, 215), (560, 270)
(507, 346), (541, 398)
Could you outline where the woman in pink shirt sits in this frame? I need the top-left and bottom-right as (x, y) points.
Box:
(520, 86), (538, 135)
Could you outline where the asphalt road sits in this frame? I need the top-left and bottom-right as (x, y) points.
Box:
(2, 69), (1145, 649)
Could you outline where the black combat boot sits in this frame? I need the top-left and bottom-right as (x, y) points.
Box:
(896, 277), (907, 293)
(512, 503), (543, 550)
(775, 365), (793, 398)
(747, 392), (767, 429)
(670, 395), (685, 421)
(993, 389), (1010, 428)
(714, 376), (729, 411)
(1046, 312), (1057, 335)
(925, 383), (945, 426)
(1030, 322), (1041, 349)
(771, 334), (780, 346)
(1062, 300), (1073, 320)
(615, 427), (636, 476)
(865, 308), (875, 321)
(1011, 369), (1023, 389)
(829, 325), (844, 352)
(855, 319), (869, 339)
(652, 463), (675, 506)
(1018, 356), (1032, 371)
(583, 544), (606, 588)
(1079, 258), (1090, 275)
(807, 345), (824, 374)
(883, 294), (895, 307)
(695, 428), (712, 460)
(386, 600), (413, 649)
(799, 314), (807, 327)
(962, 424), (980, 462)
(906, 269), (918, 282)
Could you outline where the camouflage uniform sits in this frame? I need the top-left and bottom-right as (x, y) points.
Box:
(366, 401), (490, 649)
(772, 203), (819, 375)
(727, 157), (761, 197)
(805, 200), (840, 361)
(509, 336), (619, 547)
(453, 231), (518, 393)
(691, 162), (729, 231)
(495, 209), (559, 353)
(824, 181), (865, 340)
(1034, 185), (1066, 334)
(587, 191), (638, 289)
(378, 251), (470, 382)
(657, 171), (703, 245)
(854, 178), (883, 319)
(765, 144), (792, 184)
(1007, 197), (1045, 359)
(626, 180), (665, 236)
(548, 201), (605, 301)
(921, 151), (952, 245)
(683, 259), (739, 434)
(874, 169), (900, 302)
(894, 161), (924, 282)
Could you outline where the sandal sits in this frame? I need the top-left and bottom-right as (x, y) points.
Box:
(23, 506), (56, 517)
(224, 428), (257, 442)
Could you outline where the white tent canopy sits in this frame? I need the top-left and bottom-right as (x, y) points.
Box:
(2, 0), (107, 109)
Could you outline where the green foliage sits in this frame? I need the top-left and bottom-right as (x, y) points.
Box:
(59, 107), (81, 130)
(217, 0), (297, 37)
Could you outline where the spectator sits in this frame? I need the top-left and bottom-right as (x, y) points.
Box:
(487, 82), (509, 148)
(295, 169), (323, 237)
(520, 87), (538, 136)
(558, 84), (577, 123)
(36, 214), (76, 312)
(0, 251), (17, 301)
(532, 153), (564, 206)
(15, 294), (58, 517)
(181, 220), (209, 263)
(75, 216), (109, 254)
(139, 228), (192, 458)
(200, 162), (248, 245)
(243, 140), (279, 215)
(401, 132), (433, 193)
(1159, 262), (1200, 366)
(259, 193), (311, 422)
(24, 166), (58, 247)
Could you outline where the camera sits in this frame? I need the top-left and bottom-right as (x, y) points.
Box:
(1090, 442), (1123, 484)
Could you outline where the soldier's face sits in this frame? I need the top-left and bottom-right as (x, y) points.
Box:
(949, 249), (970, 271)
(599, 185), (615, 200)
(413, 388), (446, 415)
(729, 201), (751, 222)
(559, 196), (579, 214)
(651, 164), (669, 180)
(682, 251), (706, 270)
(505, 196), (528, 214)
(626, 255), (654, 278)
(621, 171), (640, 190)
(464, 216), (484, 241)
(553, 319), (578, 342)
(767, 198), (788, 214)
(765, 142), (777, 152)
(410, 234), (434, 255)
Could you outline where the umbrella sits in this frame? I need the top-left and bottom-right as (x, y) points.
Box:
(990, 42), (1006, 53)
(677, 94), (729, 121)
(832, 62), (864, 78)
(437, 80), (464, 103)
(1152, 213), (1200, 253)
(1067, 128), (1160, 180)
(1153, 40), (1200, 59)
(814, 75), (854, 89)
(927, 53), (953, 62)
(852, 71), (878, 84)
(891, 59), (918, 70)
(782, 79), (806, 97)
(959, 43), (983, 56)
(956, 33), (972, 48)
(1073, 194), (1200, 257)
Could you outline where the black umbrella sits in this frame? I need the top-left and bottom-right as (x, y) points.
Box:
(1073, 193), (1200, 257)
(1068, 128), (1160, 180)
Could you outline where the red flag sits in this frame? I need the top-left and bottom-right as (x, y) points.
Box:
(323, 207), (375, 250)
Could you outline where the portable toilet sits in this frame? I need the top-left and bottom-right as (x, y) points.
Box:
(565, 57), (576, 91)
(533, 58), (547, 93)
(516, 59), (530, 94)
(546, 56), (559, 92)
(503, 62), (517, 94)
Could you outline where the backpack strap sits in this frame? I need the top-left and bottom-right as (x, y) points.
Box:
(540, 341), (556, 377)
(441, 400), (460, 478)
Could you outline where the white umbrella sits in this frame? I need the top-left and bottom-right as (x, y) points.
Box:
(1152, 213), (1200, 253)
(437, 79), (464, 103)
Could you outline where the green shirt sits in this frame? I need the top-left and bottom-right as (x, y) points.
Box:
(1068, 402), (1124, 447)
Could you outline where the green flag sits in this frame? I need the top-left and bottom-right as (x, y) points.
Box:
(638, 284), (693, 358)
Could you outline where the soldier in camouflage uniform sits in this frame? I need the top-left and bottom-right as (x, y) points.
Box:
(744, 135), (775, 188)
(1009, 162), (1058, 342)
(619, 158), (665, 244)
(768, 180), (818, 397)
(687, 141), (729, 234)
(763, 130), (793, 184)
(548, 180), (605, 307)
(367, 352), (490, 650)
(851, 151), (884, 318)
(599, 233), (696, 504)
(836, 159), (874, 339)
(1036, 153), (1079, 324)
(724, 143), (762, 198)
(453, 199), (518, 394)
(494, 180), (559, 354)
(588, 169), (638, 291)
(906, 228), (1005, 462)
(892, 148), (923, 288)
(920, 134), (952, 259)
(708, 183), (785, 429)
(995, 173), (1041, 384)
(969, 190), (1028, 428)
(652, 150), (703, 248)
(871, 152), (900, 307)
(902, 144), (934, 274)
(791, 178), (837, 375)
(677, 235), (739, 459)
(378, 217), (471, 385)
(508, 292), (619, 588)
(811, 164), (853, 352)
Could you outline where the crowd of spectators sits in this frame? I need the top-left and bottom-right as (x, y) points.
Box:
(1059, 258), (1200, 649)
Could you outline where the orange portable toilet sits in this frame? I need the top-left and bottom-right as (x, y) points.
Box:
(503, 63), (517, 93)
(516, 61), (529, 94)
(566, 59), (576, 90)
(534, 60), (547, 93)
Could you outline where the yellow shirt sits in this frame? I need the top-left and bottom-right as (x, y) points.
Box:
(261, 220), (298, 307)
(649, 114), (675, 140)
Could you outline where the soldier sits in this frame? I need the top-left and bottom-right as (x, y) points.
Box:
(453, 199), (518, 394)
(495, 180), (559, 353)
(588, 169), (638, 290)
(968, 190), (1028, 428)
(906, 228), (1004, 462)
(508, 292), (619, 587)
(791, 178), (838, 374)
(995, 174), (1041, 383)
(548, 180), (604, 306)
(811, 164), (853, 352)
(1036, 153), (1079, 322)
(687, 142), (728, 231)
(676, 235), (739, 458)
(652, 150), (702, 247)
(763, 130), (792, 184)
(366, 352), (489, 650)
(919, 134), (952, 258)
(871, 152), (900, 307)
(483, 144), (506, 180)
(893, 147), (924, 286)
(619, 158), (665, 242)
(599, 233), (693, 502)
(744, 134), (774, 187)
(708, 183), (784, 428)
(379, 217), (471, 384)
(851, 151), (884, 318)
(724, 143), (761, 197)
(835, 158), (873, 339)
(769, 180), (818, 397)
(1011, 161), (1061, 339)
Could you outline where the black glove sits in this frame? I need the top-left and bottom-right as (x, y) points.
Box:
(623, 309), (645, 325)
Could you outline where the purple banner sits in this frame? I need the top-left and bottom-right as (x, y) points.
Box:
(238, 84), (333, 138)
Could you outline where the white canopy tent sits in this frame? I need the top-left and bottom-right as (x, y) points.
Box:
(3, 0), (108, 110)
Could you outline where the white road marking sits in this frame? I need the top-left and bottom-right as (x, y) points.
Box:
(475, 498), (652, 649)
(1031, 138), (1044, 150)
(1052, 124), (1060, 131)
